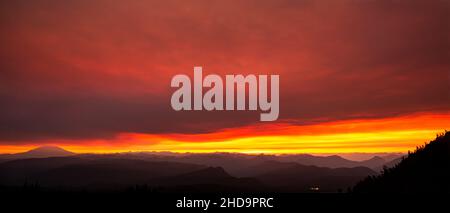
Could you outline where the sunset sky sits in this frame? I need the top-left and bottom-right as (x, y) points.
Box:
(0, 0), (449, 155)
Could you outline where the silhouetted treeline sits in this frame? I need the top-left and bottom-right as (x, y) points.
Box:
(353, 131), (450, 193)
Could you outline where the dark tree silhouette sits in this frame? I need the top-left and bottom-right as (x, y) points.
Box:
(353, 131), (450, 193)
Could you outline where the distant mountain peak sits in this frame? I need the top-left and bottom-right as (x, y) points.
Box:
(26, 145), (73, 153)
(19, 146), (75, 158)
(327, 155), (346, 160)
(27, 145), (70, 151)
(366, 156), (384, 161)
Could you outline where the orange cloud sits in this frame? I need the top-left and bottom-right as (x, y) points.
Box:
(1, 0), (449, 142)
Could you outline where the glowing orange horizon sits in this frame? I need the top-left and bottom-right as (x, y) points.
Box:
(1, 112), (449, 154)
